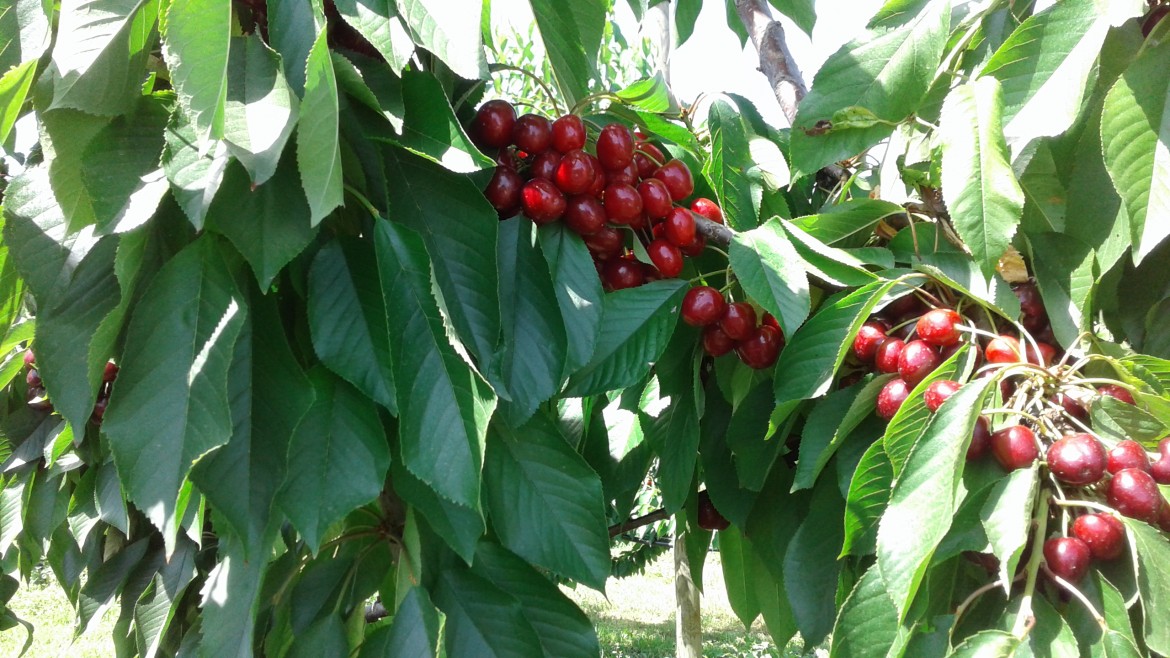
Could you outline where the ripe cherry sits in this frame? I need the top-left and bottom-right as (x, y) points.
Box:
(472, 100), (516, 148)
(663, 208), (697, 248)
(1055, 392), (1089, 421)
(1154, 453), (1170, 485)
(690, 198), (724, 224)
(1046, 433), (1108, 485)
(1025, 342), (1057, 366)
(564, 195), (606, 236)
(968, 416), (991, 460)
(924, 380), (960, 412)
(703, 325), (737, 357)
(991, 425), (1039, 471)
(26, 368), (42, 388)
(1099, 384), (1135, 405)
(737, 326), (782, 369)
(603, 184), (643, 224)
(876, 378), (911, 420)
(27, 386), (51, 411)
(719, 303), (757, 342)
(513, 113), (552, 154)
(520, 179), (566, 225)
(23, 349), (35, 367)
(682, 287), (727, 327)
(1071, 514), (1126, 560)
(554, 149), (596, 195)
(1107, 468), (1164, 521)
(587, 158), (607, 196)
(647, 239), (683, 278)
(638, 179), (673, 220)
(874, 337), (906, 374)
(606, 161), (639, 186)
(634, 142), (665, 179)
(680, 235), (706, 257)
(654, 160), (695, 201)
(596, 123), (635, 170)
(484, 167), (524, 216)
(603, 259), (645, 291)
(762, 313), (781, 333)
(697, 491), (730, 531)
(1043, 537), (1091, 584)
(529, 150), (561, 180)
(584, 227), (623, 260)
(852, 321), (889, 363)
(103, 362), (118, 382)
(898, 340), (940, 387)
(91, 396), (108, 424)
(916, 309), (963, 347)
(1108, 440), (1151, 474)
(550, 114), (586, 153)
(985, 336), (1022, 363)
(1014, 281), (1049, 333)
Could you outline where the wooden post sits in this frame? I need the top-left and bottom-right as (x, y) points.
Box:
(675, 532), (702, 658)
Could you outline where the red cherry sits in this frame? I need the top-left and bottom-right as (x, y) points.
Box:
(638, 179), (673, 220)
(897, 340), (940, 387)
(472, 100), (516, 148)
(603, 259), (645, 291)
(680, 235), (706, 257)
(991, 425), (1039, 471)
(27, 386), (52, 411)
(91, 396), (108, 424)
(586, 157), (607, 196)
(663, 207), (697, 248)
(681, 287), (726, 327)
(103, 362), (118, 383)
(512, 113), (552, 154)
(550, 114), (586, 153)
(762, 313), (781, 333)
(520, 179), (566, 225)
(852, 321), (889, 363)
(881, 294), (926, 321)
(597, 123), (635, 170)
(874, 337), (906, 374)
(924, 380), (960, 412)
(1072, 514), (1126, 561)
(1025, 342), (1057, 366)
(1099, 384), (1135, 405)
(736, 326), (782, 369)
(1107, 468), (1164, 521)
(529, 150), (561, 180)
(697, 490), (730, 531)
(1108, 440), (1152, 474)
(702, 325), (737, 357)
(584, 227), (623, 260)
(484, 166), (524, 216)
(719, 303), (757, 341)
(647, 239), (683, 278)
(634, 142), (665, 179)
(1014, 282), (1049, 333)
(876, 379), (911, 420)
(916, 309), (963, 347)
(553, 149), (596, 195)
(1044, 537), (1091, 584)
(23, 349), (35, 367)
(26, 368), (42, 388)
(690, 198), (723, 224)
(968, 416), (991, 460)
(1055, 392), (1089, 421)
(1153, 455), (1170, 485)
(605, 161), (639, 187)
(603, 184), (643, 224)
(564, 195), (606, 236)
(985, 336), (1022, 363)
(1046, 433), (1108, 486)
(654, 160), (695, 201)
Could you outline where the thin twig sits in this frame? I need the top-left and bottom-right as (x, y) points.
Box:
(609, 507), (670, 538)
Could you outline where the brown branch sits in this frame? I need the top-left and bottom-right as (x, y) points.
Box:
(734, 0), (807, 126)
(609, 507), (669, 538)
(694, 213), (734, 248)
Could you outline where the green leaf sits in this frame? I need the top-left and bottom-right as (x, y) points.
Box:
(1101, 38), (1170, 265)
(308, 238), (397, 414)
(767, 0), (815, 35)
(674, 0), (701, 46)
(162, 108), (230, 230)
(492, 218), (567, 426)
(223, 35), (300, 185)
(538, 224), (603, 374)
(298, 29), (344, 226)
(162, 0), (230, 141)
(780, 220), (878, 288)
(397, 0), (488, 80)
(0, 0), (50, 73)
(361, 587), (441, 658)
(472, 542), (601, 658)
(876, 376), (996, 621)
(103, 237), (246, 536)
(615, 73), (676, 114)
(484, 416), (610, 590)
(205, 155), (316, 290)
(199, 529), (270, 658)
(949, 630), (1020, 657)
(77, 538), (150, 633)
(383, 148), (500, 364)
(527, 0), (604, 105)
(1026, 232), (1094, 350)
(842, 438), (892, 556)
(79, 96), (171, 233)
(0, 59), (37, 145)
(783, 480), (845, 646)
(939, 77), (1024, 278)
(719, 526), (761, 627)
(1092, 396), (1168, 444)
(563, 280), (687, 398)
(639, 326), (701, 511)
(38, 108), (108, 231)
(390, 454), (484, 564)
(829, 563), (898, 658)
(375, 219), (496, 512)
(729, 219), (809, 338)
(333, 0), (414, 75)
(394, 71), (492, 173)
(1125, 516), (1170, 654)
(794, 375), (890, 491)
(788, 0), (948, 177)
(433, 567), (543, 657)
(883, 345), (970, 476)
(981, 465), (1038, 590)
(705, 100), (758, 231)
(792, 199), (905, 244)
(47, 0), (158, 115)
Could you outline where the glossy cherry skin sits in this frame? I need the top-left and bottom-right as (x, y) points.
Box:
(603, 184), (643, 224)
(1108, 440), (1152, 474)
(1055, 392), (1089, 421)
(26, 368), (41, 388)
(1107, 468), (1164, 522)
(550, 114), (586, 153)
(472, 100), (516, 148)
(690, 198), (723, 224)
(634, 142), (665, 179)
(852, 321), (889, 363)
(682, 287), (727, 327)
(915, 309), (963, 347)
(874, 337), (906, 374)
(876, 378), (911, 420)
(586, 156), (607, 195)
(968, 416), (992, 460)
(1046, 433), (1108, 486)
(520, 179), (566, 225)
(596, 123), (635, 170)
(1014, 281), (1049, 333)
(606, 161), (639, 186)
(985, 336), (1022, 363)
(512, 113), (552, 154)
(603, 259), (645, 291)
(762, 313), (781, 333)
(1072, 513), (1126, 560)
(897, 340), (940, 387)
(554, 149), (596, 195)
(680, 235), (706, 257)
(647, 239), (683, 278)
(484, 167), (524, 216)
(924, 380), (961, 412)
(638, 179), (673, 220)
(697, 491), (730, 531)
(23, 350), (35, 367)
(662, 207), (696, 248)
(719, 303), (758, 342)
(529, 150), (561, 180)
(991, 425), (1040, 471)
(1154, 455), (1170, 485)
(1044, 537), (1091, 584)
(1099, 384), (1136, 405)
(584, 227), (623, 260)
(564, 195), (606, 236)
(703, 325), (737, 357)
(654, 160), (695, 201)
(90, 395), (108, 423)
(736, 326), (782, 369)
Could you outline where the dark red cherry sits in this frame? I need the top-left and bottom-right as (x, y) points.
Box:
(596, 123), (635, 170)
(584, 227), (623, 260)
(603, 258), (645, 291)
(697, 490), (730, 531)
(874, 337), (905, 374)
(690, 197), (723, 224)
(719, 303), (757, 342)
(551, 114), (586, 153)
(916, 309), (963, 347)
(897, 340), (939, 387)
(472, 100), (516, 148)
(1055, 392), (1089, 421)
(603, 184), (643, 224)
(852, 321), (889, 363)
(1099, 385), (1136, 405)
(1107, 468), (1163, 521)
(91, 396), (108, 424)
(586, 157), (607, 196)
(23, 349), (35, 367)
(553, 149), (596, 195)
(647, 239), (683, 278)
(1108, 440), (1152, 474)
(680, 235), (706, 257)
(1071, 514), (1126, 561)
(638, 179), (673, 220)
(1043, 537), (1091, 584)
(564, 195), (606, 236)
(663, 207), (696, 247)
(682, 287), (726, 327)
(702, 325), (737, 357)
(991, 425), (1039, 471)
(968, 416), (991, 460)
(520, 179), (566, 225)
(876, 379), (911, 420)
(1046, 433), (1108, 486)
(484, 166), (524, 216)
(634, 142), (665, 179)
(529, 150), (561, 181)
(1153, 455), (1170, 485)
(654, 160), (694, 201)
(924, 380), (960, 412)
(26, 368), (41, 388)
(1025, 342), (1057, 366)
(512, 113), (552, 154)
(736, 326), (782, 369)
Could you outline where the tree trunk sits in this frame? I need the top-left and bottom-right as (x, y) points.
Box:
(675, 531), (702, 658)
(733, 0), (807, 126)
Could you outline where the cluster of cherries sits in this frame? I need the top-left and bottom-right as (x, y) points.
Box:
(471, 99), (722, 290)
(678, 286), (783, 369)
(23, 349), (117, 424)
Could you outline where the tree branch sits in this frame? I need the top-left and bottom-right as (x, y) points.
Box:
(609, 507), (669, 537)
(734, 0), (807, 126)
(694, 213), (734, 248)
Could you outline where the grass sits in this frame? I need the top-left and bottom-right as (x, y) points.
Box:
(0, 554), (816, 658)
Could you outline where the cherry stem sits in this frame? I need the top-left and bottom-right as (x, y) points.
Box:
(1044, 568), (1107, 630)
(1012, 494), (1050, 640)
(951, 577), (1011, 635)
(980, 407), (1044, 424)
(570, 91), (623, 115)
(344, 184), (381, 219)
(488, 63), (563, 115)
(1050, 498), (1116, 514)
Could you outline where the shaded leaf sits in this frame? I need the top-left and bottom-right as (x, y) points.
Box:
(538, 224), (603, 374)
(298, 29), (344, 225)
(223, 35), (300, 185)
(433, 567), (543, 657)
